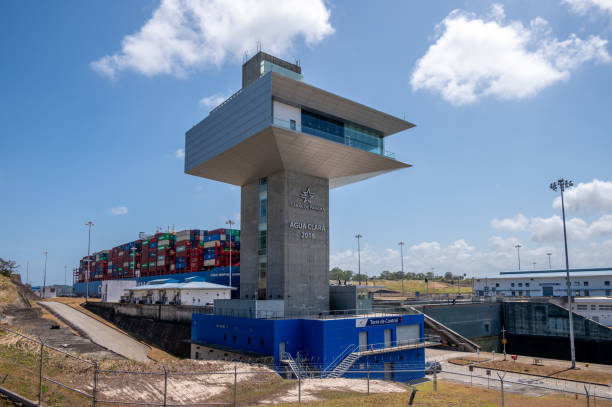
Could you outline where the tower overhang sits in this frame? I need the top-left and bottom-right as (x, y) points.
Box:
(186, 126), (411, 188)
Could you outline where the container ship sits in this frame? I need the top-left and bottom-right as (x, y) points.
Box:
(72, 228), (240, 298)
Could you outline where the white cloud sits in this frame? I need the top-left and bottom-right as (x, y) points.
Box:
(563, 0), (612, 15)
(410, 4), (611, 105)
(175, 148), (185, 159)
(491, 213), (529, 231)
(110, 206), (128, 215)
(330, 237), (612, 278)
(553, 179), (612, 213)
(200, 93), (229, 109)
(92, 0), (334, 79)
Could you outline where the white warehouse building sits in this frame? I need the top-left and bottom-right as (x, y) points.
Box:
(126, 278), (234, 306)
(474, 268), (612, 298)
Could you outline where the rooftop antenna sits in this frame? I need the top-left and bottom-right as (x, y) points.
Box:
(243, 51), (248, 64)
(256, 40), (261, 53)
(295, 58), (300, 67)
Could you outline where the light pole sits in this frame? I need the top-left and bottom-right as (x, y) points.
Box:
(355, 234), (363, 285)
(550, 178), (576, 369)
(398, 242), (405, 297)
(514, 244), (522, 270)
(501, 326), (507, 360)
(226, 219), (236, 288)
(42, 251), (48, 300)
(64, 265), (67, 287)
(532, 262), (536, 271)
(546, 253), (552, 270)
(26, 261), (29, 286)
(85, 221), (94, 303)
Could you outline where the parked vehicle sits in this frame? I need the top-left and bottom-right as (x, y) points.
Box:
(425, 361), (441, 375)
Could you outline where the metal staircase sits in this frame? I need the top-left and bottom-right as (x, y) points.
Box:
(326, 351), (360, 378)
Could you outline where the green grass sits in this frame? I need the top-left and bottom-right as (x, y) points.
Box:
(333, 279), (472, 295)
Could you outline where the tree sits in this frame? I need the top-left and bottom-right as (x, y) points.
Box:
(0, 258), (19, 277)
(330, 267), (344, 283)
(330, 267), (353, 284)
(444, 272), (454, 281)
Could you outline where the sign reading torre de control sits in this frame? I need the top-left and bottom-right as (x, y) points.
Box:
(184, 51), (414, 316)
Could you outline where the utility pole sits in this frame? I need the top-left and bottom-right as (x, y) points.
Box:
(514, 244), (522, 271)
(550, 178), (576, 369)
(398, 242), (405, 297)
(85, 221), (94, 303)
(355, 234), (363, 285)
(546, 253), (552, 270)
(42, 251), (48, 299)
(226, 219), (235, 288)
(64, 265), (67, 287)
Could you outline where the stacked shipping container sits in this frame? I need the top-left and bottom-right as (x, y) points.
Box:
(74, 228), (240, 284)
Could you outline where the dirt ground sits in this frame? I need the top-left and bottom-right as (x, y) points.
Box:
(260, 378), (408, 404)
(273, 380), (612, 407)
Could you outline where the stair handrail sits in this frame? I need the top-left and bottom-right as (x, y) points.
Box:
(322, 344), (358, 376)
(280, 351), (303, 379)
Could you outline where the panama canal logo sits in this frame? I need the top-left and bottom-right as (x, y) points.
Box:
(290, 186), (326, 213)
(300, 187), (315, 204)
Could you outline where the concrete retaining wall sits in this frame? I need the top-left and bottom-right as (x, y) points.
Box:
(84, 302), (204, 357)
(418, 303), (502, 339)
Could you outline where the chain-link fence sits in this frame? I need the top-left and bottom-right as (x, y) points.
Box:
(1, 324), (611, 406)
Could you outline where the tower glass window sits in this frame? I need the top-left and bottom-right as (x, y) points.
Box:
(257, 178), (268, 300)
(300, 109), (384, 156)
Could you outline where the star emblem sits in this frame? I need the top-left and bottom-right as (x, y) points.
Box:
(300, 187), (315, 204)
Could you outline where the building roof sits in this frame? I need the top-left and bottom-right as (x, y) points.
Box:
(500, 267), (612, 276)
(128, 281), (235, 291)
(270, 72), (415, 136)
(478, 269), (612, 280)
(574, 297), (612, 303)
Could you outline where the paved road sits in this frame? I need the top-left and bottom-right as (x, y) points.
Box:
(41, 301), (150, 362)
(426, 349), (612, 400)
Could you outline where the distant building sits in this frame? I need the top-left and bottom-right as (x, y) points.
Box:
(126, 278), (234, 305)
(31, 286), (57, 298)
(573, 297), (612, 326)
(102, 280), (137, 303)
(474, 268), (612, 297)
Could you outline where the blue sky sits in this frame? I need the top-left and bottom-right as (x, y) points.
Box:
(2, 0), (612, 286)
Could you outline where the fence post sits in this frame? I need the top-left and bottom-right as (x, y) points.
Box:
(584, 384), (590, 407)
(163, 366), (168, 407)
(298, 372), (301, 404)
(38, 340), (44, 406)
(433, 369), (437, 392)
(497, 372), (506, 407)
(367, 364), (370, 396)
(233, 366), (237, 407)
(93, 361), (99, 407)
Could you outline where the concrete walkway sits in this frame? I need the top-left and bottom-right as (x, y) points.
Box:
(41, 301), (150, 362)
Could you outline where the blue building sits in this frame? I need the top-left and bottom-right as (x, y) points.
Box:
(191, 313), (428, 382)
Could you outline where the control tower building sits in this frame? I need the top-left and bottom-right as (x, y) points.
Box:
(185, 52), (414, 316)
